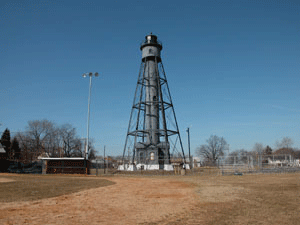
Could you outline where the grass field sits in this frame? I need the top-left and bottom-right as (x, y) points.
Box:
(155, 173), (300, 225)
(0, 172), (299, 224)
(0, 174), (114, 202)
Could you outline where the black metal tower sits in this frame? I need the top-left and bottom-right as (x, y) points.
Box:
(122, 33), (185, 171)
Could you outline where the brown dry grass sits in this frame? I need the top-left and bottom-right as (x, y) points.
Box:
(0, 172), (299, 224)
(0, 174), (195, 225)
(153, 173), (300, 225)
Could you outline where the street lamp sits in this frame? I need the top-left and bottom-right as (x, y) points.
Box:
(82, 72), (99, 160)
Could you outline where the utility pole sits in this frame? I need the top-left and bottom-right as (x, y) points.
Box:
(104, 145), (106, 174)
(186, 127), (191, 168)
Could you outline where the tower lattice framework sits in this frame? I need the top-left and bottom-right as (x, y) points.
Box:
(122, 34), (185, 170)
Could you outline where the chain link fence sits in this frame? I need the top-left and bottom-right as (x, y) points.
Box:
(218, 154), (300, 175)
(90, 159), (117, 175)
(114, 154), (300, 176)
(5, 154), (300, 176)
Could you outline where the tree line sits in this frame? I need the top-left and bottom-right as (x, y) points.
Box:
(197, 135), (300, 166)
(0, 119), (96, 165)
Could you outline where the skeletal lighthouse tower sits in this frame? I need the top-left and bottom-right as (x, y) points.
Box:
(122, 34), (185, 171)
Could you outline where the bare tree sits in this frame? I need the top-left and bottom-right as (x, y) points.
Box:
(26, 119), (56, 159)
(276, 137), (294, 149)
(58, 124), (80, 157)
(196, 135), (228, 166)
(70, 139), (85, 157)
(43, 126), (61, 157)
(253, 143), (264, 155)
(15, 132), (33, 164)
(15, 120), (96, 162)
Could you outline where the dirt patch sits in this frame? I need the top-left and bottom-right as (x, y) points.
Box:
(0, 178), (15, 183)
(0, 176), (196, 225)
(197, 185), (245, 203)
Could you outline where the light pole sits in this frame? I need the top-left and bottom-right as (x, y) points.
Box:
(82, 72), (99, 160)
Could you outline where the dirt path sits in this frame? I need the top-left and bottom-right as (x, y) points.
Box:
(0, 178), (15, 183)
(0, 177), (197, 225)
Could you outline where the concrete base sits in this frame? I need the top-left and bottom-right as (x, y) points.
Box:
(136, 164), (159, 170)
(118, 164), (174, 171)
(164, 164), (174, 171)
(128, 164), (137, 171)
(184, 164), (190, 170)
(136, 164), (174, 171)
(117, 164), (137, 171)
(117, 165), (125, 171)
